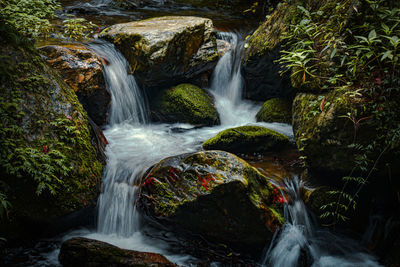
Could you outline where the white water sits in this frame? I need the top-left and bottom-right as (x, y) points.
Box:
(36, 31), (379, 266)
(263, 178), (382, 267)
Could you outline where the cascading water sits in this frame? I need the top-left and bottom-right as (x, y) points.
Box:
(88, 41), (148, 125)
(263, 178), (382, 267)
(209, 32), (260, 126)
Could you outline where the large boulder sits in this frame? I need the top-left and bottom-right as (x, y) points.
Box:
(39, 44), (110, 126)
(59, 237), (176, 267)
(100, 16), (220, 88)
(202, 126), (290, 154)
(256, 98), (292, 124)
(138, 151), (284, 254)
(150, 83), (219, 126)
(0, 25), (104, 240)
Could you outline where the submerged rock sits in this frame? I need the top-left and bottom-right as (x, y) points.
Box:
(59, 237), (176, 267)
(100, 16), (220, 88)
(256, 98), (292, 124)
(39, 44), (110, 126)
(202, 126), (290, 153)
(138, 151), (284, 253)
(151, 83), (219, 126)
(0, 25), (103, 240)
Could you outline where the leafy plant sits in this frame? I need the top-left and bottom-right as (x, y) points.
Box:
(0, 0), (61, 37)
(279, 0), (400, 224)
(63, 17), (97, 41)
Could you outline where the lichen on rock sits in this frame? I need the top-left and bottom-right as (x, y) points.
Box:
(138, 150), (284, 253)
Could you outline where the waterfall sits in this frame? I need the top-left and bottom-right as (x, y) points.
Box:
(88, 41), (148, 125)
(263, 178), (382, 267)
(88, 41), (150, 236)
(209, 32), (260, 126)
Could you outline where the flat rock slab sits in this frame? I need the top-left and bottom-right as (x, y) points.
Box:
(100, 16), (219, 87)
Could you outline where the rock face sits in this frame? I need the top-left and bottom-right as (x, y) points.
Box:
(0, 26), (103, 240)
(39, 44), (110, 126)
(138, 151), (284, 253)
(241, 3), (295, 101)
(292, 91), (365, 174)
(59, 237), (176, 267)
(202, 126), (290, 154)
(256, 98), (292, 124)
(100, 16), (220, 88)
(151, 83), (219, 126)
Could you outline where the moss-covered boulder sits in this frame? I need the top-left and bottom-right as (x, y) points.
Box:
(0, 24), (104, 240)
(202, 126), (289, 153)
(138, 151), (284, 254)
(256, 98), (292, 124)
(100, 16), (219, 88)
(59, 237), (176, 267)
(39, 44), (110, 126)
(151, 83), (219, 126)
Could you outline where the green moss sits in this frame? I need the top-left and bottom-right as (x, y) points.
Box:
(0, 25), (103, 228)
(243, 3), (296, 61)
(256, 98), (293, 124)
(152, 83), (220, 126)
(202, 125), (289, 153)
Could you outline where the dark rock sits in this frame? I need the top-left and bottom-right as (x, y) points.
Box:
(138, 151), (284, 254)
(39, 44), (110, 126)
(59, 237), (176, 267)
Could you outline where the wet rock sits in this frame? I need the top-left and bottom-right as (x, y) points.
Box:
(100, 16), (220, 88)
(0, 26), (103, 241)
(39, 44), (110, 126)
(138, 151), (284, 254)
(202, 126), (290, 154)
(59, 237), (176, 267)
(150, 83), (219, 126)
(241, 2), (294, 101)
(256, 98), (292, 124)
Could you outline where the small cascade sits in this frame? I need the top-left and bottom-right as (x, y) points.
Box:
(263, 178), (382, 267)
(88, 40), (150, 236)
(209, 32), (259, 126)
(88, 41), (148, 125)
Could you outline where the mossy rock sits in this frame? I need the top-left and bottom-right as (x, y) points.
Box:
(59, 237), (176, 267)
(138, 150), (284, 254)
(0, 24), (103, 240)
(256, 98), (292, 124)
(202, 126), (289, 153)
(151, 83), (220, 126)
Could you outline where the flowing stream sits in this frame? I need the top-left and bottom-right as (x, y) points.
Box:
(30, 32), (381, 266)
(263, 178), (382, 267)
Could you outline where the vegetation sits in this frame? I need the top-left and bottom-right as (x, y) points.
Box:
(0, 0), (60, 37)
(279, 0), (400, 224)
(63, 17), (97, 41)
